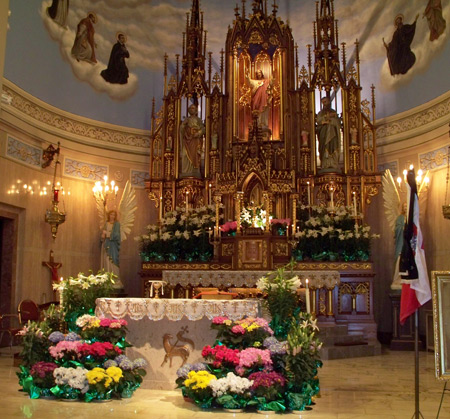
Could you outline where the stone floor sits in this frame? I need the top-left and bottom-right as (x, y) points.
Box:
(0, 346), (449, 419)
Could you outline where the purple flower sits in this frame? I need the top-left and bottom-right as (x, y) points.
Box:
(132, 358), (147, 369)
(48, 331), (65, 343)
(103, 359), (118, 368)
(65, 332), (81, 341)
(118, 359), (133, 370)
(115, 354), (128, 364)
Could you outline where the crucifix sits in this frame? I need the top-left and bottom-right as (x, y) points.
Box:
(42, 250), (62, 299)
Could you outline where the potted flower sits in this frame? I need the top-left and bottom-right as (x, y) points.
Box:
(220, 221), (237, 236)
(201, 345), (240, 374)
(28, 361), (58, 398)
(235, 347), (273, 376)
(52, 366), (89, 400)
(104, 356), (147, 398)
(209, 372), (254, 412)
(85, 366), (123, 401)
(78, 341), (122, 368)
(49, 340), (83, 365)
(211, 316), (274, 349)
(183, 370), (217, 408)
(248, 371), (286, 413)
(76, 315), (129, 347)
(176, 362), (209, 399)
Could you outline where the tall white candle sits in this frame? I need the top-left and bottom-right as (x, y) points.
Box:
(305, 279), (311, 314)
(330, 188), (334, 209)
(209, 183), (212, 205)
(185, 191), (189, 211)
(59, 277), (64, 308)
(353, 192), (357, 216)
(159, 196), (163, 221)
(307, 182), (311, 206)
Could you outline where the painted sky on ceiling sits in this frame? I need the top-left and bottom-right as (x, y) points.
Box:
(4, 0), (450, 130)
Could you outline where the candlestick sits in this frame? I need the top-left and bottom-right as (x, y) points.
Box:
(307, 181), (311, 206)
(305, 279), (311, 314)
(159, 196), (163, 221)
(185, 191), (189, 211)
(208, 183), (212, 205)
(330, 187), (334, 210)
(352, 192), (357, 216)
(59, 276), (64, 308)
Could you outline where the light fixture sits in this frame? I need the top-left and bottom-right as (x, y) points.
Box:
(43, 142), (66, 240)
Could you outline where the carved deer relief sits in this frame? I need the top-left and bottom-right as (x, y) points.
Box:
(161, 327), (195, 368)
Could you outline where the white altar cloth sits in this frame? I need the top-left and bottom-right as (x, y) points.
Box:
(162, 270), (340, 289)
(95, 298), (262, 389)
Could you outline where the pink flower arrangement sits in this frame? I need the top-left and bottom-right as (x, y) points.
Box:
(49, 341), (82, 360)
(231, 325), (245, 335)
(212, 316), (229, 325)
(236, 348), (273, 376)
(99, 318), (128, 328)
(235, 317), (274, 335)
(78, 342), (122, 359)
(202, 345), (240, 368)
(249, 371), (286, 389)
(30, 361), (58, 379)
(220, 221), (237, 233)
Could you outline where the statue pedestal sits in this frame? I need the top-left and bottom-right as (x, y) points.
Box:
(389, 292), (422, 350)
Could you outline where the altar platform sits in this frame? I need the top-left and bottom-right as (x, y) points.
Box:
(95, 297), (261, 389)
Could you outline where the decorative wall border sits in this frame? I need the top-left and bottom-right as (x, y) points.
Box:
(5, 135), (42, 168)
(377, 161), (398, 177)
(420, 145), (450, 171)
(376, 91), (450, 144)
(130, 169), (150, 188)
(1, 80), (150, 150)
(63, 158), (108, 182)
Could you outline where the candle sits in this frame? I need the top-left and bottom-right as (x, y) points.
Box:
(305, 279), (311, 314)
(159, 196), (163, 221)
(59, 277), (64, 308)
(353, 192), (357, 216)
(53, 189), (59, 203)
(209, 183), (212, 205)
(185, 191), (189, 211)
(330, 187), (334, 209)
(307, 181), (311, 206)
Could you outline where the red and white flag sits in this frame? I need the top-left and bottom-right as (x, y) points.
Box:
(399, 170), (431, 325)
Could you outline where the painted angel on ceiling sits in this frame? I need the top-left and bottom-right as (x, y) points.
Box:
(95, 181), (137, 290)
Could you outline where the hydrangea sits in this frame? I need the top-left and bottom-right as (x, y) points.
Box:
(209, 372), (253, 397)
(53, 367), (89, 393)
(119, 359), (133, 371)
(263, 336), (287, 355)
(103, 359), (118, 368)
(48, 331), (65, 343)
(115, 354), (128, 364)
(176, 362), (207, 378)
(65, 332), (81, 342)
(132, 358), (147, 369)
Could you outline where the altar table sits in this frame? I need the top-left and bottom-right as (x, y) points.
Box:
(95, 298), (261, 389)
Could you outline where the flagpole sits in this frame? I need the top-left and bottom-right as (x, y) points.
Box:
(412, 309), (424, 419)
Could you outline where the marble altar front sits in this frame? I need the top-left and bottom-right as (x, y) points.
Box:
(95, 298), (261, 389)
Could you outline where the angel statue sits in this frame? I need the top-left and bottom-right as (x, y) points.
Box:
(95, 181), (137, 289)
(382, 169), (429, 289)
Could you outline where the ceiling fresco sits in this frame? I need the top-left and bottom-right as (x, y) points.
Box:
(4, 0), (449, 130)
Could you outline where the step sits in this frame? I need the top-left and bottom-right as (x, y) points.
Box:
(320, 341), (382, 360)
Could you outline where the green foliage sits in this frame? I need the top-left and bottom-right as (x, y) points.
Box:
(18, 321), (52, 367)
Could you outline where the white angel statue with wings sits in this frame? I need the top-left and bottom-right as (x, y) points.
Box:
(95, 181), (137, 289)
(382, 169), (429, 289)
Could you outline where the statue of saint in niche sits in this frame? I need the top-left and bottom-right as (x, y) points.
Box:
(316, 96), (342, 171)
(180, 104), (205, 178)
(246, 69), (273, 130)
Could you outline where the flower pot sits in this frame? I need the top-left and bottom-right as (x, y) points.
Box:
(59, 397), (79, 402)
(183, 396), (194, 403)
(93, 398), (112, 403)
(223, 408), (244, 413)
(257, 409), (276, 415)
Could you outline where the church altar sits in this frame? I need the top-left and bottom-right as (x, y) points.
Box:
(95, 298), (261, 389)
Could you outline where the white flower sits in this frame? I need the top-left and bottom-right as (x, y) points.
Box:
(174, 230), (182, 238)
(183, 230), (190, 240)
(161, 232), (171, 241)
(193, 229), (202, 237)
(149, 233), (158, 241)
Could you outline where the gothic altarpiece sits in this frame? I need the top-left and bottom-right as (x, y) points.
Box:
(144, 0), (380, 332)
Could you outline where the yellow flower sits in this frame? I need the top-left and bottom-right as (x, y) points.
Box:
(247, 324), (259, 332)
(224, 320), (232, 326)
(106, 366), (123, 383)
(254, 341), (261, 347)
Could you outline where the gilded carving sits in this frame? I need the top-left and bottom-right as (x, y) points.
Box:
(274, 242), (289, 256)
(222, 243), (234, 257)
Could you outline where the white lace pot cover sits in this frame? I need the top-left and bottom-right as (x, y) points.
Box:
(95, 298), (261, 321)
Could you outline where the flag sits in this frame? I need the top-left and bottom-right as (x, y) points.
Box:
(399, 169), (431, 325)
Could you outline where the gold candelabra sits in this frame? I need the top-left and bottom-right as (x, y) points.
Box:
(92, 176), (119, 211)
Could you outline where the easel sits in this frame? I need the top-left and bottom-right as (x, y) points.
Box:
(436, 381), (449, 419)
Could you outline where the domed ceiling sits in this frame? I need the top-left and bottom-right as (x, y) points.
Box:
(4, 0), (450, 130)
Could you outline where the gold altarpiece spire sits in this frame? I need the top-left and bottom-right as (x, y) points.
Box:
(146, 0), (380, 237)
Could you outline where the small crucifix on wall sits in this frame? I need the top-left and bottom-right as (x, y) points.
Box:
(42, 250), (62, 299)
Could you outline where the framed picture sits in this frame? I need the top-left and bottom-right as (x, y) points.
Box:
(431, 271), (450, 380)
